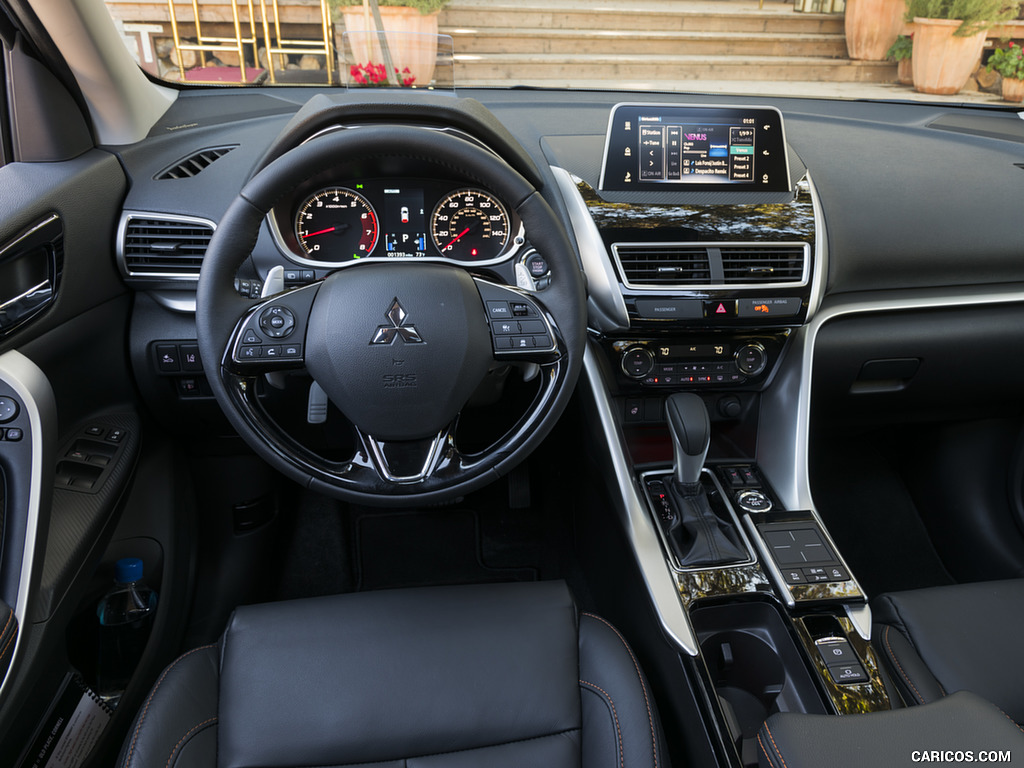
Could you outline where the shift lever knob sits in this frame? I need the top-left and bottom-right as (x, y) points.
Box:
(665, 393), (710, 485)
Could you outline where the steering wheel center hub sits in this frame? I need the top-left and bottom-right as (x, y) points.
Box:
(304, 262), (492, 440)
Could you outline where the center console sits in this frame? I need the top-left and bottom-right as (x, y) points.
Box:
(548, 103), (897, 768)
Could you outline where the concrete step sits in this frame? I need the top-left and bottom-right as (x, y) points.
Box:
(453, 53), (896, 84)
(440, 4), (845, 35)
(444, 28), (848, 58)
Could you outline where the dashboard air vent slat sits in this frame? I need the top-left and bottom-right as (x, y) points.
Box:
(615, 245), (711, 286)
(123, 217), (213, 277)
(720, 246), (805, 284)
(155, 146), (237, 180)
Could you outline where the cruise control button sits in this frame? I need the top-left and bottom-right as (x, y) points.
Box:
(493, 336), (514, 350)
(486, 301), (511, 319)
(531, 335), (553, 348)
(492, 320), (518, 335)
(517, 320), (546, 335)
(510, 335), (534, 349)
(510, 302), (534, 317)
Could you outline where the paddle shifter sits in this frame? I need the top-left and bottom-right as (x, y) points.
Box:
(663, 393), (746, 567)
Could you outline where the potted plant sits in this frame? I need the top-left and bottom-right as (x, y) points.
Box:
(330, 0), (449, 86)
(845, 0), (908, 60)
(986, 40), (1024, 100)
(906, 0), (1020, 94)
(887, 34), (915, 83)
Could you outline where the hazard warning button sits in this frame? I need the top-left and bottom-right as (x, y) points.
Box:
(703, 300), (736, 319)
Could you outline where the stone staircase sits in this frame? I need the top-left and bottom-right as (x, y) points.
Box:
(438, 0), (897, 87)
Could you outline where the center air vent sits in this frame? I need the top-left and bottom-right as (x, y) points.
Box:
(120, 214), (214, 280)
(613, 242), (808, 289)
(155, 145), (237, 180)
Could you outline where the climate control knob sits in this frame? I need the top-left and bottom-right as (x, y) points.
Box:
(735, 343), (767, 377)
(621, 347), (656, 379)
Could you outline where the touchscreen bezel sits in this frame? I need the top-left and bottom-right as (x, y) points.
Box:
(599, 103), (792, 193)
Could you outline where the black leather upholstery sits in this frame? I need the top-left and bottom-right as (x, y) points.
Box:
(757, 691), (1024, 768)
(117, 581), (667, 768)
(873, 579), (1024, 723)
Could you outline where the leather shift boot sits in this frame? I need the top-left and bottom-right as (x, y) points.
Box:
(666, 479), (747, 567)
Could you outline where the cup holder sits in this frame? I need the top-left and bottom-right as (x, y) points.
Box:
(703, 630), (786, 738)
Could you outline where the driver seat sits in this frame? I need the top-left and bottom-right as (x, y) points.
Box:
(116, 581), (668, 768)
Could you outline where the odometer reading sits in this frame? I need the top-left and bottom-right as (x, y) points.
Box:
(295, 188), (378, 262)
(430, 189), (510, 261)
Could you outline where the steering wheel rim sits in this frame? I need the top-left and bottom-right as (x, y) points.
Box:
(196, 124), (586, 506)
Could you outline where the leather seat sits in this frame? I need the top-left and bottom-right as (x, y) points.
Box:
(117, 581), (669, 768)
(873, 579), (1024, 724)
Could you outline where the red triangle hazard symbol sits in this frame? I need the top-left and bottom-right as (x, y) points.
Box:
(715, 303), (727, 314)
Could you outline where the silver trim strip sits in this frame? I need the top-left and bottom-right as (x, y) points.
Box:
(116, 211), (217, 282)
(846, 603), (873, 642)
(611, 241), (810, 291)
(365, 430), (448, 484)
(803, 174), (828, 323)
(582, 343), (699, 656)
(742, 514), (796, 609)
(148, 291), (198, 314)
(551, 167), (630, 332)
(0, 351), (54, 699)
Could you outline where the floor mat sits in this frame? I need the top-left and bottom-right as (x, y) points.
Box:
(810, 433), (954, 597)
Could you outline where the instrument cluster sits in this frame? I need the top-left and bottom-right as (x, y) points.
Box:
(270, 177), (524, 267)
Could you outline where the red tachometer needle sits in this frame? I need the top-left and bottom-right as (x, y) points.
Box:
(302, 227), (336, 238)
(442, 227), (470, 250)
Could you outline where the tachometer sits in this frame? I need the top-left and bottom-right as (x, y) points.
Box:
(430, 189), (510, 261)
(295, 188), (378, 262)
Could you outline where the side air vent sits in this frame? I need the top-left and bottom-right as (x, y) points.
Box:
(612, 242), (808, 289)
(613, 245), (711, 286)
(155, 145), (237, 180)
(720, 246), (806, 285)
(120, 214), (214, 279)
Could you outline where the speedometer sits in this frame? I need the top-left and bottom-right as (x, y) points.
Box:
(295, 188), (378, 262)
(430, 189), (510, 261)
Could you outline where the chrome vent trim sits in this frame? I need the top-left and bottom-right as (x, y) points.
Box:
(721, 246), (805, 285)
(118, 212), (216, 281)
(612, 241), (809, 290)
(155, 145), (237, 180)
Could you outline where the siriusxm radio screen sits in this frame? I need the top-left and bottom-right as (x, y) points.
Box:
(600, 104), (790, 192)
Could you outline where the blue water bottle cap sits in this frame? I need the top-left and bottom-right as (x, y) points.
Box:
(115, 557), (144, 583)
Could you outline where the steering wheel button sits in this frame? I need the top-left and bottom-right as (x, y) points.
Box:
(3, 427), (22, 442)
(240, 345), (262, 359)
(493, 320), (518, 335)
(531, 335), (553, 348)
(282, 344), (302, 357)
(510, 335), (534, 349)
(493, 336), (514, 350)
(243, 329), (261, 344)
(0, 397), (19, 423)
(270, 316), (286, 328)
(518, 320), (546, 334)
(265, 346), (282, 357)
(486, 301), (511, 319)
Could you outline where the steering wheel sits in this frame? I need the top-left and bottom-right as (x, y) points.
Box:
(196, 125), (586, 506)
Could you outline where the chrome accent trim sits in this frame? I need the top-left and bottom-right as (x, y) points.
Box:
(639, 468), (759, 572)
(0, 351), (55, 699)
(611, 241), (810, 291)
(364, 430), (448, 484)
(148, 291), (197, 314)
(742, 514), (796, 608)
(551, 167), (629, 332)
(736, 489), (772, 514)
(845, 603), (873, 643)
(116, 210), (216, 282)
(598, 102), (792, 192)
(803, 174), (828, 323)
(582, 344), (699, 656)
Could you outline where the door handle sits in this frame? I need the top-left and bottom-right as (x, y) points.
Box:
(0, 215), (63, 337)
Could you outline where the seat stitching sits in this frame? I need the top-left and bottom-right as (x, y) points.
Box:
(762, 722), (789, 768)
(0, 622), (18, 664)
(991, 703), (1024, 736)
(580, 679), (625, 768)
(165, 717), (217, 768)
(123, 644), (217, 768)
(582, 612), (659, 768)
(883, 625), (927, 705)
(757, 732), (780, 768)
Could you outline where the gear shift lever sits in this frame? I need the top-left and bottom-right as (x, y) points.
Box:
(666, 393), (710, 486)
(661, 393), (746, 567)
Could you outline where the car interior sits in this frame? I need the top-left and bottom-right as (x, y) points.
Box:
(1, 0), (1024, 766)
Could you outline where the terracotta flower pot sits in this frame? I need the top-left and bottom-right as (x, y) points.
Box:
(340, 6), (439, 86)
(1002, 76), (1024, 102)
(911, 17), (986, 95)
(844, 0), (906, 60)
(897, 57), (913, 84)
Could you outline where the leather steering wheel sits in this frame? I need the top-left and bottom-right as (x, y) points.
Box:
(196, 125), (586, 506)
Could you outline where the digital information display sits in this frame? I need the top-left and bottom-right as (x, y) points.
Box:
(600, 103), (790, 192)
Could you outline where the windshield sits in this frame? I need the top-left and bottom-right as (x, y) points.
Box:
(103, 0), (1024, 105)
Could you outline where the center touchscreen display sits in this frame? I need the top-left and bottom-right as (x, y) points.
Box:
(600, 103), (790, 192)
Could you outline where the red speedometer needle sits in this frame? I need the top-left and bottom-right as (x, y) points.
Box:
(442, 227), (470, 250)
(302, 227), (336, 238)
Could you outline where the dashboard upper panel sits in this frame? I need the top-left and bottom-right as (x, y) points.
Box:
(110, 88), (1024, 298)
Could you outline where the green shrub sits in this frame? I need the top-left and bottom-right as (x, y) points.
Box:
(987, 41), (1024, 78)
(905, 0), (1020, 36)
(887, 34), (914, 60)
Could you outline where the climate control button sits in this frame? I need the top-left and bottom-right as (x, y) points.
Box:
(735, 343), (767, 376)
(621, 347), (655, 379)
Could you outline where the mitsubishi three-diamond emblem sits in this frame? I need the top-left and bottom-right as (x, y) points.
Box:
(370, 298), (424, 345)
